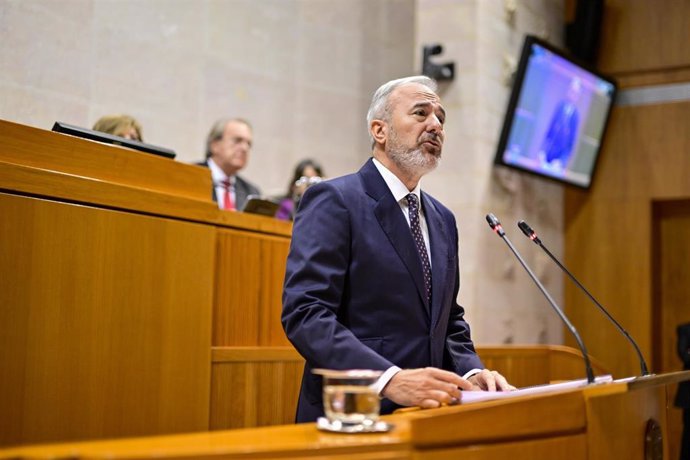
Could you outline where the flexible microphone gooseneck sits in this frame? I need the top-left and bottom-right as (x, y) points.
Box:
(517, 219), (650, 377)
(486, 213), (595, 384)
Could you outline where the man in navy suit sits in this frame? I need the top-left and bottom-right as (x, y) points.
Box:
(282, 76), (513, 423)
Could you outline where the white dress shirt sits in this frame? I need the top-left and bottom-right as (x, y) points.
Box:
(208, 158), (235, 210)
(370, 158), (480, 396)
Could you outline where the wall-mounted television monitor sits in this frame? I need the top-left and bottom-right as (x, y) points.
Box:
(52, 121), (176, 159)
(493, 35), (617, 189)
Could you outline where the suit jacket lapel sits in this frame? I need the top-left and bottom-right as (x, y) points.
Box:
(421, 192), (450, 329)
(359, 159), (430, 316)
(235, 178), (248, 210)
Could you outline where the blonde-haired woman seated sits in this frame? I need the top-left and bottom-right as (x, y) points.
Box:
(92, 114), (143, 141)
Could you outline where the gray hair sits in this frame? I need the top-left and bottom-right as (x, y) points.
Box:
(205, 117), (252, 158)
(366, 76), (438, 143)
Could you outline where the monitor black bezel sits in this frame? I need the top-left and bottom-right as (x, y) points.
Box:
(493, 34), (617, 189)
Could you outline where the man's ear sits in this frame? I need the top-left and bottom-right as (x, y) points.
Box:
(370, 120), (387, 145)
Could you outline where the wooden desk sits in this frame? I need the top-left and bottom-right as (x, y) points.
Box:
(0, 119), (293, 446)
(3, 372), (688, 460)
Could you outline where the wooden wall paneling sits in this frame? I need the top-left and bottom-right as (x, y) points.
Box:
(209, 347), (304, 430)
(638, 103), (690, 196)
(254, 359), (302, 424)
(564, 199), (652, 378)
(476, 345), (609, 388)
(478, 348), (551, 388)
(565, 100), (690, 378)
(653, 201), (690, 371)
(546, 346), (610, 382)
(258, 237), (292, 346)
(597, 0), (690, 75)
(616, 68), (690, 89)
(210, 360), (253, 429)
(0, 194), (215, 447)
(213, 229), (290, 346)
(214, 230), (262, 346)
(652, 200), (690, 460)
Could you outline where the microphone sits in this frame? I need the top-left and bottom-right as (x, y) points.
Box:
(517, 220), (650, 377)
(486, 213), (595, 384)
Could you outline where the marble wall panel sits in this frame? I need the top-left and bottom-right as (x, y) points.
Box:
(0, 0), (415, 193)
(417, 0), (566, 345)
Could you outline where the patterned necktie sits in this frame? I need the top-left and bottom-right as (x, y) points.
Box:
(222, 178), (235, 211)
(406, 193), (432, 304)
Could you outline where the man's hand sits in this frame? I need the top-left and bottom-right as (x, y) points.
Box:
(381, 367), (473, 408)
(467, 369), (516, 391)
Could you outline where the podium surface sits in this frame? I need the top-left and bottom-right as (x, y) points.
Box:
(3, 372), (688, 460)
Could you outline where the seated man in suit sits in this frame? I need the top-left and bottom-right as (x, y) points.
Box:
(282, 75), (513, 423)
(200, 118), (260, 211)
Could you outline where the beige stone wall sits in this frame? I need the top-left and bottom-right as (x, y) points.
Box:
(0, 0), (414, 196)
(1, 0), (566, 346)
(416, 0), (566, 345)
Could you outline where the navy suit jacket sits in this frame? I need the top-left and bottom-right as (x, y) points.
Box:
(282, 158), (483, 423)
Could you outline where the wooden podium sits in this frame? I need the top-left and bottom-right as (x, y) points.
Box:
(2, 372), (688, 459)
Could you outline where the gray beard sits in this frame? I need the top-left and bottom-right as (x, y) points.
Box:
(387, 130), (441, 177)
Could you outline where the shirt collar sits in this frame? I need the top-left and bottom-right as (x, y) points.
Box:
(372, 157), (421, 204)
(208, 158), (234, 186)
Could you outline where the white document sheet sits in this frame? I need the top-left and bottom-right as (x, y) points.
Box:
(459, 374), (615, 404)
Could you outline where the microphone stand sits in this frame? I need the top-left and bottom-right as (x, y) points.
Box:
(517, 220), (650, 377)
(486, 213), (595, 384)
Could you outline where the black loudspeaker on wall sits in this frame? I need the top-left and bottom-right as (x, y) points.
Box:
(421, 44), (455, 82)
(565, 0), (604, 65)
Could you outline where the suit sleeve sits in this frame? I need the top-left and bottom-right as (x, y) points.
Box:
(443, 216), (484, 375)
(281, 182), (395, 371)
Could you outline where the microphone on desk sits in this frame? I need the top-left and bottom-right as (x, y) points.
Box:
(486, 213), (595, 384)
(517, 219), (651, 377)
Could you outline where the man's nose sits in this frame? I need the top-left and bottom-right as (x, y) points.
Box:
(427, 115), (443, 133)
